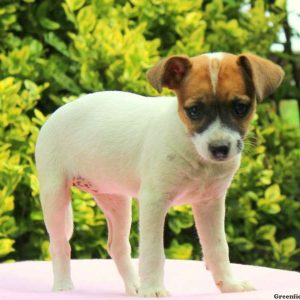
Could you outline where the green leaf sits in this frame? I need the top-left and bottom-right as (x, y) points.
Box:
(0, 239), (15, 257)
(77, 5), (96, 33)
(30, 173), (40, 196)
(168, 206), (193, 234)
(0, 77), (21, 95)
(280, 237), (296, 257)
(51, 71), (81, 94)
(37, 1), (60, 30)
(0, 195), (14, 212)
(40, 18), (60, 30)
(231, 237), (254, 251)
(259, 170), (273, 185)
(265, 184), (282, 202)
(165, 240), (193, 259)
(41, 240), (50, 260)
(256, 225), (276, 241)
(258, 203), (281, 214)
(30, 211), (43, 221)
(168, 218), (182, 234)
(33, 109), (45, 122)
(44, 32), (69, 57)
(279, 100), (300, 128)
(66, 0), (86, 11)
(24, 79), (38, 93)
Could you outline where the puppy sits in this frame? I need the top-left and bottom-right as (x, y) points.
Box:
(35, 52), (284, 297)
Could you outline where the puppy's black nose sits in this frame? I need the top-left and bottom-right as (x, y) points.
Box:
(209, 143), (230, 160)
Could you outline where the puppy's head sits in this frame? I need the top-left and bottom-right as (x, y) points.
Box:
(147, 52), (284, 163)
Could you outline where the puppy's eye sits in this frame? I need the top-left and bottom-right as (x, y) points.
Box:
(185, 103), (204, 120)
(232, 101), (250, 118)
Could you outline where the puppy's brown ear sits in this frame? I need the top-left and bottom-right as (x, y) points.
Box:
(147, 55), (192, 92)
(238, 53), (284, 101)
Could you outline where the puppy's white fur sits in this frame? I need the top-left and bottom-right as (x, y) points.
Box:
(192, 118), (241, 162)
(205, 52), (224, 94)
(35, 91), (253, 296)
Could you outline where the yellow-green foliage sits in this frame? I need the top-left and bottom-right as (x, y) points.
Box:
(0, 77), (48, 259)
(0, 0), (300, 271)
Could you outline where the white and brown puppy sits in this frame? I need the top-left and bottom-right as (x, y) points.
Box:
(35, 52), (284, 297)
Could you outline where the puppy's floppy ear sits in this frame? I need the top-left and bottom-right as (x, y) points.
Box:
(147, 55), (192, 92)
(238, 53), (284, 101)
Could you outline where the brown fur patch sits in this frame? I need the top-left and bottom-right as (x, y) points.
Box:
(176, 55), (211, 132)
(147, 52), (283, 137)
(238, 53), (284, 101)
(175, 53), (256, 136)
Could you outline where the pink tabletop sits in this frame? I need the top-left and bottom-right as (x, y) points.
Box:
(0, 259), (299, 300)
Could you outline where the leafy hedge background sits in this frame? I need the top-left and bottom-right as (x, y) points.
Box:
(0, 0), (300, 271)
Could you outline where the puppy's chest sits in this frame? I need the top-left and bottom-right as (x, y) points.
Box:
(172, 172), (233, 205)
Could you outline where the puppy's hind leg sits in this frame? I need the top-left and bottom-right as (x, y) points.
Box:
(39, 176), (74, 291)
(95, 194), (139, 296)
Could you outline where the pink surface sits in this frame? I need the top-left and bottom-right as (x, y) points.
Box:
(0, 259), (299, 300)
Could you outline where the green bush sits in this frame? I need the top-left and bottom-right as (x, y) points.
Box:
(0, 0), (299, 271)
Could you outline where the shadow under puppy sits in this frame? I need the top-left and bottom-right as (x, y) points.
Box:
(35, 52), (284, 297)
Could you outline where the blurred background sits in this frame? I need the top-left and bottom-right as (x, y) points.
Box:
(0, 0), (299, 271)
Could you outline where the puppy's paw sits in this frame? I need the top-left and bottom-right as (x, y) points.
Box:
(138, 285), (170, 297)
(52, 279), (74, 292)
(125, 279), (140, 296)
(217, 278), (255, 293)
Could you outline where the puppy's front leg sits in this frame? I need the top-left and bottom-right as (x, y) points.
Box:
(138, 188), (170, 297)
(192, 198), (255, 293)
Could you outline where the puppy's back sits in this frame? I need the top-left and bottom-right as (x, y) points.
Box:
(35, 91), (176, 186)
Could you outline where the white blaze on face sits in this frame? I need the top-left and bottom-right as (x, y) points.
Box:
(204, 52), (224, 95)
(191, 118), (241, 162)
